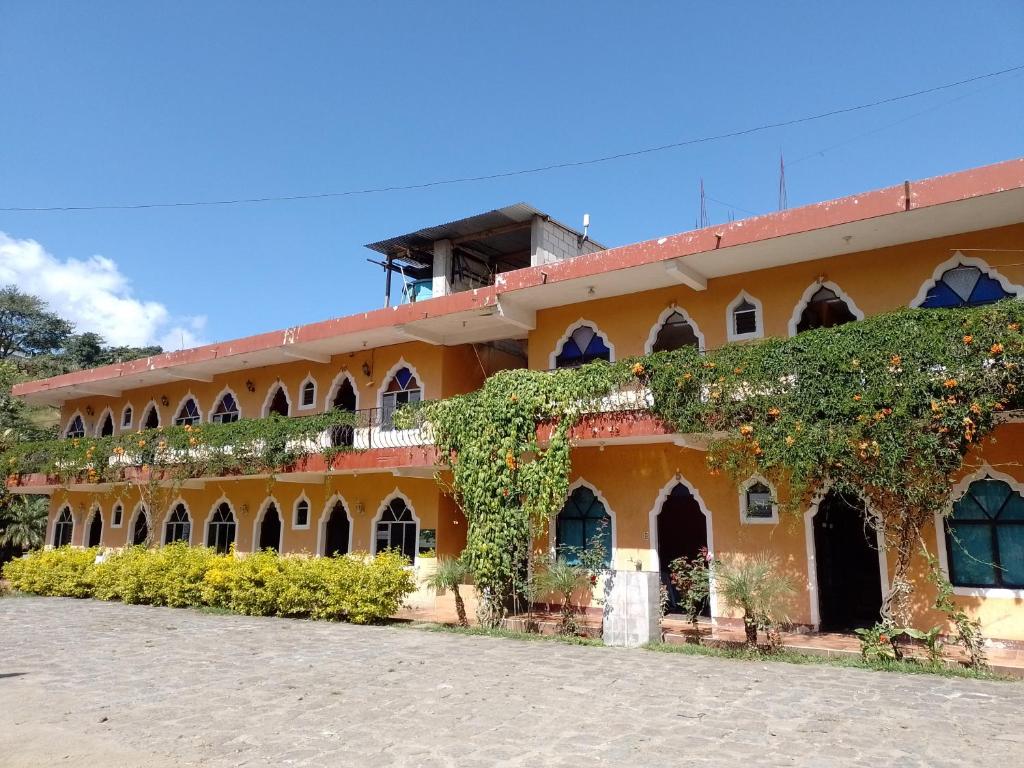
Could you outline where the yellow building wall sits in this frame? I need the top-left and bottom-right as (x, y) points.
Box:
(528, 223), (1024, 367)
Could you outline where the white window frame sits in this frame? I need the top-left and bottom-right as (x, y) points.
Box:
(726, 291), (764, 342)
(94, 407), (116, 437)
(163, 499), (193, 546)
(173, 393), (203, 427)
(110, 500), (125, 529)
(298, 375), (318, 411)
(370, 490), (420, 563)
(261, 382), (292, 418)
(63, 411), (86, 439)
(644, 305), (705, 354)
(739, 475), (779, 525)
(548, 318), (616, 369)
(787, 280), (864, 338)
(910, 252), (1023, 308)
(292, 493), (312, 530)
(120, 403), (134, 431)
(208, 387), (242, 424)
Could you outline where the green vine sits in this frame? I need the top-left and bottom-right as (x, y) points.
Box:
(427, 302), (1024, 625)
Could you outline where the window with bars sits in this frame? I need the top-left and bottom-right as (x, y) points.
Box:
(946, 478), (1024, 589)
(554, 325), (611, 368)
(555, 486), (612, 567)
(65, 415), (86, 439)
(211, 393), (239, 424)
(374, 497), (417, 561)
(921, 264), (1014, 309)
(206, 503), (236, 554)
(300, 380), (316, 408)
(744, 482), (775, 520)
(732, 299), (758, 337)
(164, 504), (191, 544)
(174, 398), (201, 426)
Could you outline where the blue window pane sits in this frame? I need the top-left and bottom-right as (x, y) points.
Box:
(1002, 493), (1024, 521)
(970, 274), (1012, 305)
(948, 523), (996, 586)
(996, 527), (1024, 587)
(921, 282), (962, 308)
(556, 487), (612, 567)
(953, 493), (988, 520)
(395, 367), (412, 389)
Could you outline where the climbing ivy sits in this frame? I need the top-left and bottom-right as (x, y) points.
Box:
(427, 302), (1024, 625)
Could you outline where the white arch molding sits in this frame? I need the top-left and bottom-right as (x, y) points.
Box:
(297, 374), (318, 411)
(909, 252), (1024, 308)
(376, 358), (427, 407)
(140, 400), (162, 429)
(935, 463), (1024, 600)
(316, 493), (355, 556)
(369, 489), (421, 561)
(207, 386), (243, 423)
(725, 291), (764, 342)
(786, 280), (865, 338)
(646, 474), (719, 621)
(162, 497), (194, 546)
(548, 478), (618, 567)
(292, 491), (312, 530)
(738, 474), (779, 525)
(93, 407), (115, 437)
(110, 497), (125, 529)
(802, 486), (889, 629)
(261, 382), (292, 417)
(49, 501), (74, 548)
(252, 496), (285, 553)
(203, 496), (238, 549)
(172, 392), (203, 425)
(324, 369), (361, 411)
(643, 305), (706, 354)
(120, 402), (135, 432)
(548, 318), (616, 369)
(63, 410), (86, 438)
(128, 501), (152, 546)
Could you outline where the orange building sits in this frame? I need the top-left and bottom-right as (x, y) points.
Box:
(11, 159), (1024, 642)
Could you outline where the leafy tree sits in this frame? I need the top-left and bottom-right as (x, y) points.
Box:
(423, 558), (472, 627)
(0, 494), (49, 552)
(0, 286), (72, 359)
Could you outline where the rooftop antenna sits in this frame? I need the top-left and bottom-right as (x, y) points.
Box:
(577, 212), (590, 248)
(778, 152), (788, 211)
(696, 178), (709, 229)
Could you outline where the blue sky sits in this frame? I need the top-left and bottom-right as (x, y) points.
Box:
(1, 2), (1022, 348)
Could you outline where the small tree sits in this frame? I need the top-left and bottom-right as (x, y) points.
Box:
(534, 557), (588, 635)
(714, 553), (794, 648)
(424, 558), (472, 627)
(0, 495), (49, 552)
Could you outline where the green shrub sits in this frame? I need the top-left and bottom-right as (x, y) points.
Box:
(1, 545), (416, 625)
(3, 546), (98, 598)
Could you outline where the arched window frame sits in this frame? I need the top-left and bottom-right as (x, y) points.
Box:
(140, 400), (161, 430)
(935, 465), (1024, 599)
(298, 375), (318, 411)
(64, 411), (86, 439)
(549, 478), (616, 569)
(548, 319), (616, 369)
(376, 359), (425, 408)
(787, 281), (864, 338)
(94, 407), (116, 437)
(911, 253), (1022, 309)
(52, 504), (74, 547)
(85, 503), (103, 547)
(292, 492), (312, 530)
(325, 370), (360, 412)
(261, 382), (292, 418)
(739, 476), (779, 524)
(317, 493), (354, 556)
(120, 403), (134, 431)
(163, 499), (193, 545)
(204, 497), (238, 554)
(173, 393), (202, 426)
(251, 496), (284, 553)
(644, 305), (705, 354)
(370, 490), (420, 563)
(207, 387), (242, 424)
(726, 291), (764, 342)
(110, 499), (125, 529)
(128, 502), (151, 547)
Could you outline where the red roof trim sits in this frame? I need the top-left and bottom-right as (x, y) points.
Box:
(14, 157), (1024, 398)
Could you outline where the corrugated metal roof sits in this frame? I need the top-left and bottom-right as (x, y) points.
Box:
(364, 203), (597, 256)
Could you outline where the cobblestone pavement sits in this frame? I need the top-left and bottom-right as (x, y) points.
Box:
(2, 597), (1023, 767)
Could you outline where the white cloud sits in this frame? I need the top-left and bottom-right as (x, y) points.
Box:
(0, 231), (207, 350)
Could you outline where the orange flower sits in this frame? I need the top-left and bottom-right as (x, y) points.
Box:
(739, 424), (754, 436)
(505, 452), (517, 470)
(963, 335), (974, 345)
(853, 394), (862, 402)
(991, 342), (1004, 355)
(631, 362), (646, 376)
(767, 407), (781, 418)
(1008, 323), (1020, 332)
(703, 361), (716, 369)
(509, 394), (518, 403)
(752, 441), (763, 456)
(970, 403), (982, 415)
(733, 366), (743, 374)
(683, 372), (693, 381)
(890, 355), (902, 367)
(137, 439), (146, 447)
(878, 634), (889, 644)
(944, 379), (958, 389)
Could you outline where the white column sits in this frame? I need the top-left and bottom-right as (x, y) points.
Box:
(432, 239), (453, 297)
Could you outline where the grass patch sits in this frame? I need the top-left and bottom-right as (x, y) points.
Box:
(645, 641), (1015, 681)
(404, 621), (604, 647)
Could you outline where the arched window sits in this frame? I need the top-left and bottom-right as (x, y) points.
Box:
(206, 502), (236, 554)
(293, 497), (310, 529)
(921, 263), (1014, 308)
(53, 506), (73, 547)
(97, 411), (114, 437)
(743, 481), (776, 522)
(164, 503), (191, 544)
(374, 497), (417, 561)
(257, 501), (282, 551)
(131, 506), (149, 546)
(651, 311), (700, 353)
(121, 405), (133, 430)
(323, 499), (351, 557)
(381, 368), (421, 429)
(86, 508), (103, 547)
(946, 478), (1024, 588)
(211, 392), (239, 424)
(555, 486), (612, 567)
(729, 296), (760, 340)
(266, 385), (289, 417)
(142, 403), (160, 430)
(554, 324), (611, 368)
(65, 415), (85, 439)
(795, 286), (857, 333)
(299, 378), (317, 410)
(174, 397), (201, 426)
(111, 503), (124, 528)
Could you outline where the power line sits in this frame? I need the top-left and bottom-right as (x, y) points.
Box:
(2, 63), (1022, 214)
